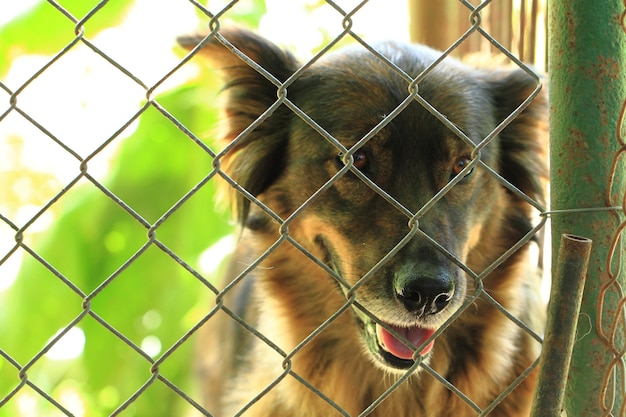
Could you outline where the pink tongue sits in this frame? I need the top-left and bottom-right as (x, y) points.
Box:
(376, 324), (436, 360)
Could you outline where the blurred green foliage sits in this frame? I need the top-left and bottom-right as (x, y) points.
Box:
(0, 1), (135, 77)
(0, 0), (276, 415)
(1, 85), (234, 416)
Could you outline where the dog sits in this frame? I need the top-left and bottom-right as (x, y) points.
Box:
(178, 28), (548, 417)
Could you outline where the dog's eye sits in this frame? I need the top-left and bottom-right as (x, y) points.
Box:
(353, 151), (369, 171)
(338, 150), (370, 171)
(451, 155), (474, 179)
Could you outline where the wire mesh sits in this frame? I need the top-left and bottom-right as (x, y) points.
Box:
(598, 62), (626, 417)
(2, 0), (617, 416)
(597, 11), (626, 409)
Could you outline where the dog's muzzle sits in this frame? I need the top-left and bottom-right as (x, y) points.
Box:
(320, 235), (456, 370)
(362, 268), (455, 370)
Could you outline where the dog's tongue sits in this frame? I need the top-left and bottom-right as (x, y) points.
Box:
(376, 324), (436, 360)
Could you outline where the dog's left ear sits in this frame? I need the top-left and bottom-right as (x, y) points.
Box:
(488, 69), (549, 204)
(178, 29), (300, 224)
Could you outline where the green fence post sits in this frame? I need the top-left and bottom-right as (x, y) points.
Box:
(548, 0), (626, 415)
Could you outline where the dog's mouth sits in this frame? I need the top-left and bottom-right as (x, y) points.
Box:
(318, 237), (440, 370)
(363, 317), (437, 370)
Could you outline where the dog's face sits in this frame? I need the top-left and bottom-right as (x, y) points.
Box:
(180, 30), (547, 372)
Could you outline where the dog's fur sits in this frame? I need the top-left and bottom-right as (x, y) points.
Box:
(180, 29), (548, 417)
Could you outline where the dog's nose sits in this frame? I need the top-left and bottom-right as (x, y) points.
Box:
(395, 273), (454, 316)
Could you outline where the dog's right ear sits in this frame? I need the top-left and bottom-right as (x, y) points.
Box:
(177, 29), (300, 224)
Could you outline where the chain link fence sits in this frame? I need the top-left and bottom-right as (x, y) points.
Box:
(597, 12), (626, 410)
(0, 1), (624, 416)
(589, 21), (626, 417)
(600, 138), (626, 415)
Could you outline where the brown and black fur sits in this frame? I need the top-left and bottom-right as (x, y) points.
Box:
(180, 29), (548, 417)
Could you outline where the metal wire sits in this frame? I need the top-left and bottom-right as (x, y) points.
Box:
(1, 0), (598, 416)
(597, 42), (626, 417)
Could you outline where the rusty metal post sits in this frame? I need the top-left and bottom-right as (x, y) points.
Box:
(530, 234), (592, 417)
(548, 0), (626, 415)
